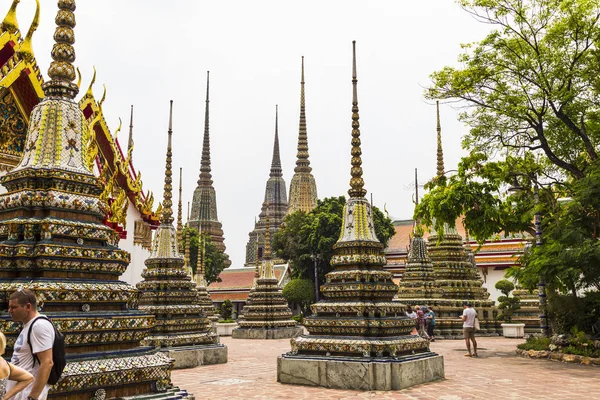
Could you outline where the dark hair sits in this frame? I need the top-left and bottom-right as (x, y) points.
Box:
(9, 289), (37, 308)
(463, 302), (472, 307)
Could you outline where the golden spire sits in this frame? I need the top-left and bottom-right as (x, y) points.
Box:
(264, 206), (271, 260)
(160, 100), (174, 225)
(43, 0), (79, 99)
(198, 71), (212, 185)
(184, 225), (191, 277)
(295, 56), (311, 173)
(128, 105), (135, 152)
(348, 41), (366, 198)
(187, 201), (190, 222)
(17, 0), (40, 62)
(254, 232), (260, 280)
(177, 167), (183, 251)
(86, 66), (97, 97)
(436, 100), (445, 177)
(1, 0), (20, 34)
(196, 234), (206, 285)
(270, 105), (282, 177)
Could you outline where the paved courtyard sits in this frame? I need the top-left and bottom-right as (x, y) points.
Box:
(172, 336), (600, 399)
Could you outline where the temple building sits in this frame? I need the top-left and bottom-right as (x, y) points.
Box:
(245, 106), (288, 265)
(278, 42), (443, 391)
(287, 57), (318, 215)
(0, 2), (159, 288)
(136, 101), (227, 368)
(233, 211), (301, 339)
(189, 71), (231, 267)
(0, 1), (183, 397)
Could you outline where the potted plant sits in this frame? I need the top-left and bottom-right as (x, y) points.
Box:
(495, 279), (525, 338)
(216, 300), (238, 336)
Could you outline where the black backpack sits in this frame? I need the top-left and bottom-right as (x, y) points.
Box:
(27, 316), (66, 385)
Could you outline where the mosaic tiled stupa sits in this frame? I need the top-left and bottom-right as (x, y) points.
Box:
(194, 236), (219, 323)
(189, 71), (231, 268)
(424, 102), (497, 336)
(278, 42), (443, 391)
(0, 1), (183, 397)
(136, 100), (226, 368)
(287, 56), (318, 215)
(512, 287), (540, 334)
(233, 210), (301, 339)
(245, 106), (288, 265)
(397, 233), (444, 302)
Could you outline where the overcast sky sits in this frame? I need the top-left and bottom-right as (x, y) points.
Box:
(14, 0), (491, 268)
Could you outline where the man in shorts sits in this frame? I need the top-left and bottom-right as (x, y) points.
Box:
(462, 302), (478, 357)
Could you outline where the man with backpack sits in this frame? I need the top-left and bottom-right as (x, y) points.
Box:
(7, 289), (57, 400)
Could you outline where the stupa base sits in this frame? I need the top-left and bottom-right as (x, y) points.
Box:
(163, 344), (228, 369)
(232, 326), (304, 339)
(277, 353), (444, 390)
(121, 387), (194, 399)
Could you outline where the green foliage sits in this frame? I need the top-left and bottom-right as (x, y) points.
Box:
(517, 336), (551, 351)
(291, 314), (304, 324)
(220, 299), (233, 321)
(218, 319), (234, 323)
(545, 291), (600, 335)
(495, 279), (520, 322)
(272, 196), (395, 285)
(183, 226), (227, 285)
(562, 327), (600, 357)
(416, 1), (600, 324)
(282, 279), (315, 315)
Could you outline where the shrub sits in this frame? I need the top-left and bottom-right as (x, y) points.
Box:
(495, 279), (520, 322)
(291, 314), (303, 324)
(283, 279), (315, 315)
(220, 300), (233, 320)
(548, 291), (600, 335)
(517, 336), (551, 351)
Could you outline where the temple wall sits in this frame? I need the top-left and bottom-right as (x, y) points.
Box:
(119, 200), (151, 285)
(480, 268), (514, 304)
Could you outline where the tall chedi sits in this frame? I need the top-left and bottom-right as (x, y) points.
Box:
(137, 101), (227, 368)
(397, 233), (444, 303)
(287, 56), (318, 214)
(233, 208), (301, 339)
(0, 1), (183, 398)
(189, 71), (231, 267)
(245, 105), (288, 265)
(278, 42), (443, 391)
(425, 101), (496, 336)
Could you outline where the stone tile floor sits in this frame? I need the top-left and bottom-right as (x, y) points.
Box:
(172, 336), (600, 399)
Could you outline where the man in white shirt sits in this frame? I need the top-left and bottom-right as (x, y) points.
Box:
(461, 302), (478, 357)
(7, 289), (55, 400)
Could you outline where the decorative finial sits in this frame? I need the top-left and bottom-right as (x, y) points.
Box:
(177, 167), (183, 250)
(1, 0), (20, 35)
(294, 56), (312, 174)
(113, 118), (122, 140)
(86, 66), (97, 97)
(17, 0), (40, 62)
(43, 0), (79, 99)
(348, 41), (366, 198)
(198, 71), (212, 185)
(160, 100), (174, 225)
(187, 201), (190, 222)
(436, 101), (445, 177)
(269, 105), (283, 177)
(255, 231), (260, 279)
(264, 205), (271, 260)
(128, 105), (134, 151)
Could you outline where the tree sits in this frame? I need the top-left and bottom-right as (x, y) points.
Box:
(282, 279), (315, 315)
(220, 299), (233, 321)
(183, 226), (227, 285)
(415, 0), (600, 298)
(272, 196), (395, 285)
(495, 279), (521, 322)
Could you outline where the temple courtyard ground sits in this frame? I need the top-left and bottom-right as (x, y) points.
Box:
(172, 336), (600, 399)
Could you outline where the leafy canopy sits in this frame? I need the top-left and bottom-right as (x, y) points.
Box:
(183, 226), (227, 285)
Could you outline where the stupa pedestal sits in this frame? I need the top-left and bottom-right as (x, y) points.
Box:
(278, 42), (443, 391)
(512, 288), (541, 334)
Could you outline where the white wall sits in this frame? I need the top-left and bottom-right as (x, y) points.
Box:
(118, 200), (151, 286)
(480, 268), (512, 303)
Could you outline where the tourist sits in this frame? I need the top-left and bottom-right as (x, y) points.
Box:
(405, 306), (418, 335)
(0, 331), (34, 399)
(462, 302), (478, 357)
(426, 306), (436, 341)
(415, 306), (430, 339)
(7, 289), (55, 400)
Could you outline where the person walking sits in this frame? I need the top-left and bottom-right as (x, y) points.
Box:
(0, 331), (34, 400)
(7, 289), (55, 400)
(415, 306), (430, 339)
(462, 302), (478, 357)
(426, 306), (436, 342)
(405, 306), (418, 335)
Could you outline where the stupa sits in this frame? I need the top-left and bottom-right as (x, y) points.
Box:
(0, 1), (183, 398)
(397, 233), (444, 302)
(189, 71), (231, 267)
(245, 106), (288, 265)
(424, 102), (497, 336)
(512, 287), (540, 334)
(278, 42), (444, 391)
(287, 56), (318, 215)
(136, 100), (227, 368)
(233, 209), (301, 339)
(195, 236), (219, 323)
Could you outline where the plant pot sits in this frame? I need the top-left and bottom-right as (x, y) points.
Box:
(501, 323), (525, 338)
(216, 322), (238, 336)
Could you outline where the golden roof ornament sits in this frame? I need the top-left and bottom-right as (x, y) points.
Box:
(348, 41), (366, 198)
(1, 0), (20, 34)
(17, 0), (40, 62)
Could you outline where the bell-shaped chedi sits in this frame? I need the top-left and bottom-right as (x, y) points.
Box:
(136, 101), (226, 368)
(277, 42), (443, 391)
(194, 236), (219, 323)
(397, 233), (443, 302)
(233, 209), (301, 339)
(0, 1), (180, 398)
